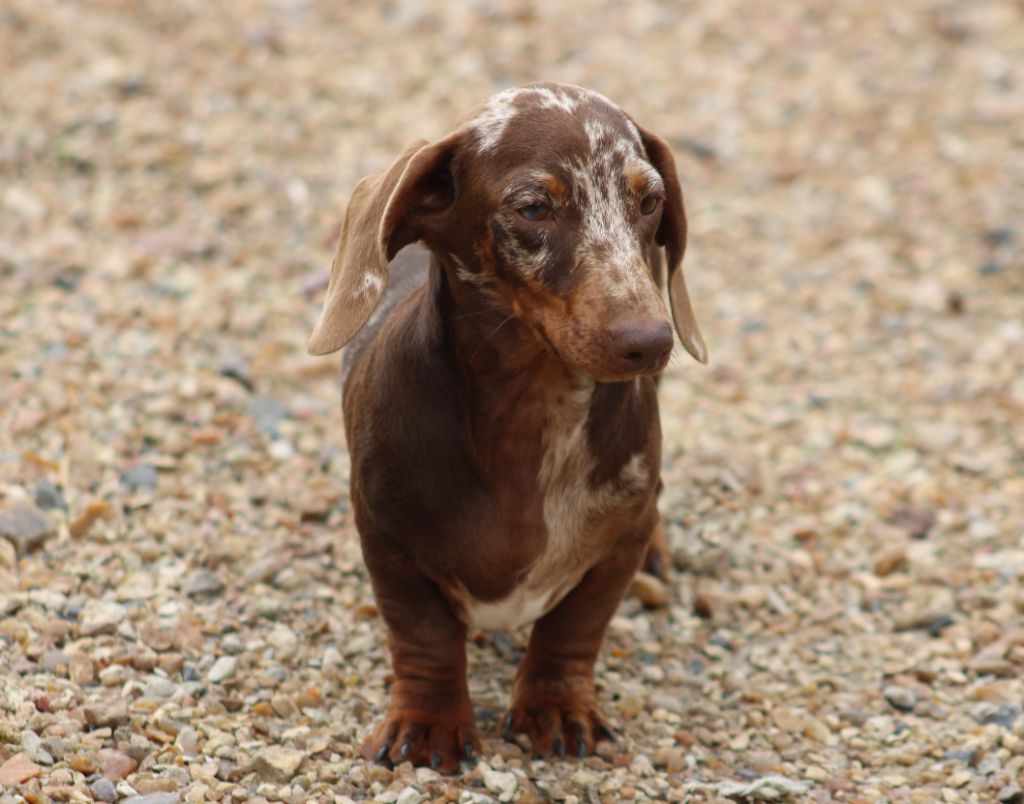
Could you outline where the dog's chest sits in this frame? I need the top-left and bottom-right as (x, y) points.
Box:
(452, 388), (650, 631)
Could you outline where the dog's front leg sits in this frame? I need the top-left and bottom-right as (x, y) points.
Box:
(503, 529), (649, 758)
(360, 538), (479, 773)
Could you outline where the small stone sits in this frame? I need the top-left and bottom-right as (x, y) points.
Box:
(142, 676), (178, 700)
(208, 656), (237, 683)
(629, 572), (668, 607)
(68, 753), (98, 773)
(271, 694), (298, 719)
(267, 624), (299, 660)
(83, 698), (130, 728)
(998, 784), (1023, 803)
(99, 663), (132, 686)
(883, 685), (917, 712)
(34, 479), (66, 511)
(873, 547), (908, 577)
(219, 357), (254, 391)
(396, 787), (424, 804)
(653, 746), (686, 773)
(69, 499), (115, 538)
(80, 600), (128, 636)
(69, 653), (95, 685)
(121, 794), (183, 804)
(121, 463), (158, 490)
(175, 726), (199, 756)
(0, 753), (42, 786)
(693, 579), (730, 619)
(0, 503), (56, 554)
(90, 777), (120, 802)
(99, 748), (138, 780)
(20, 731), (53, 765)
(482, 765), (517, 797)
(186, 569), (225, 597)
(253, 746), (306, 783)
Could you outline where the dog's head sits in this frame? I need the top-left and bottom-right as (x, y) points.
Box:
(309, 82), (706, 381)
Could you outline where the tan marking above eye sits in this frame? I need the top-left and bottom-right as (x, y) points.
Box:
(543, 174), (566, 201)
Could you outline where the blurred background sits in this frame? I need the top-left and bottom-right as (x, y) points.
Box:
(1, 0), (1023, 801)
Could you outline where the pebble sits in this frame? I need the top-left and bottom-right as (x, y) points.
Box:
(175, 726), (199, 755)
(481, 765), (517, 798)
(629, 572), (669, 607)
(99, 748), (138, 780)
(0, 753), (42, 786)
(90, 777), (120, 802)
(142, 675), (179, 700)
(80, 600), (128, 636)
(253, 746), (306, 783)
(121, 463), (158, 490)
(83, 698), (130, 728)
(267, 624), (299, 660)
(0, 503), (56, 553)
(883, 684), (918, 712)
(208, 656), (238, 683)
(34, 479), (66, 511)
(186, 569), (226, 597)
(20, 731), (53, 765)
(69, 653), (95, 685)
(396, 787), (424, 804)
(121, 794), (182, 804)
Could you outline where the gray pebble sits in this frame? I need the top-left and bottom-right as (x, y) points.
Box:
(34, 479), (66, 511)
(186, 569), (225, 597)
(90, 777), (119, 803)
(882, 684), (917, 713)
(121, 464), (158, 490)
(0, 503), (56, 554)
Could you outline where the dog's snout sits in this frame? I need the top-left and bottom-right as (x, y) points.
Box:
(608, 318), (673, 374)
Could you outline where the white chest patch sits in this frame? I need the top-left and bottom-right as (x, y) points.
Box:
(452, 382), (650, 631)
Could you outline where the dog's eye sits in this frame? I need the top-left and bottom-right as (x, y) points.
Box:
(518, 202), (550, 222)
(640, 194), (661, 215)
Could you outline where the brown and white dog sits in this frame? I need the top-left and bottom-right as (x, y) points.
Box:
(308, 82), (706, 771)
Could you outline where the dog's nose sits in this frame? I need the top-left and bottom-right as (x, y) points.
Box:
(608, 318), (674, 374)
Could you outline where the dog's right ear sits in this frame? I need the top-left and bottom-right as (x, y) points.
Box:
(308, 131), (464, 356)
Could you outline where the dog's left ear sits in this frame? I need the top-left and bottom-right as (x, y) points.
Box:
(308, 130), (464, 356)
(636, 125), (708, 365)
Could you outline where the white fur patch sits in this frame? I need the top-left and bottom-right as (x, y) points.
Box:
(353, 272), (384, 300)
(454, 384), (651, 631)
(472, 88), (527, 153)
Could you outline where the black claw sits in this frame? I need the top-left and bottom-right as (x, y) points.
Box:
(502, 713), (515, 741)
(597, 723), (617, 742)
(373, 744), (389, 764)
(399, 740), (411, 759)
(463, 740), (475, 760)
(577, 739), (587, 758)
(553, 738), (565, 758)
(648, 551), (663, 578)
(431, 752), (442, 770)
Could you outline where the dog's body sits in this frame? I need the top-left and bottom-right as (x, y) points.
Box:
(310, 83), (706, 771)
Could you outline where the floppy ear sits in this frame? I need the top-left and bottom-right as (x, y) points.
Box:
(308, 131), (463, 356)
(636, 126), (708, 365)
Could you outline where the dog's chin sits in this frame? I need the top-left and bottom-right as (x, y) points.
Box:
(588, 363), (669, 384)
(559, 350), (671, 385)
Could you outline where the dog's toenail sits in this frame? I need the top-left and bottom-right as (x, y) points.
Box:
(553, 738), (565, 757)
(431, 752), (442, 769)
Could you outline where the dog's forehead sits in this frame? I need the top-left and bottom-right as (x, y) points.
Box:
(467, 83), (643, 159)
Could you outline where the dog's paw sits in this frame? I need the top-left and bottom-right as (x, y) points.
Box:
(502, 678), (616, 758)
(361, 708), (480, 773)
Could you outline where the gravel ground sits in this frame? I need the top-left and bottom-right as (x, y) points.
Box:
(2, 1), (1023, 802)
